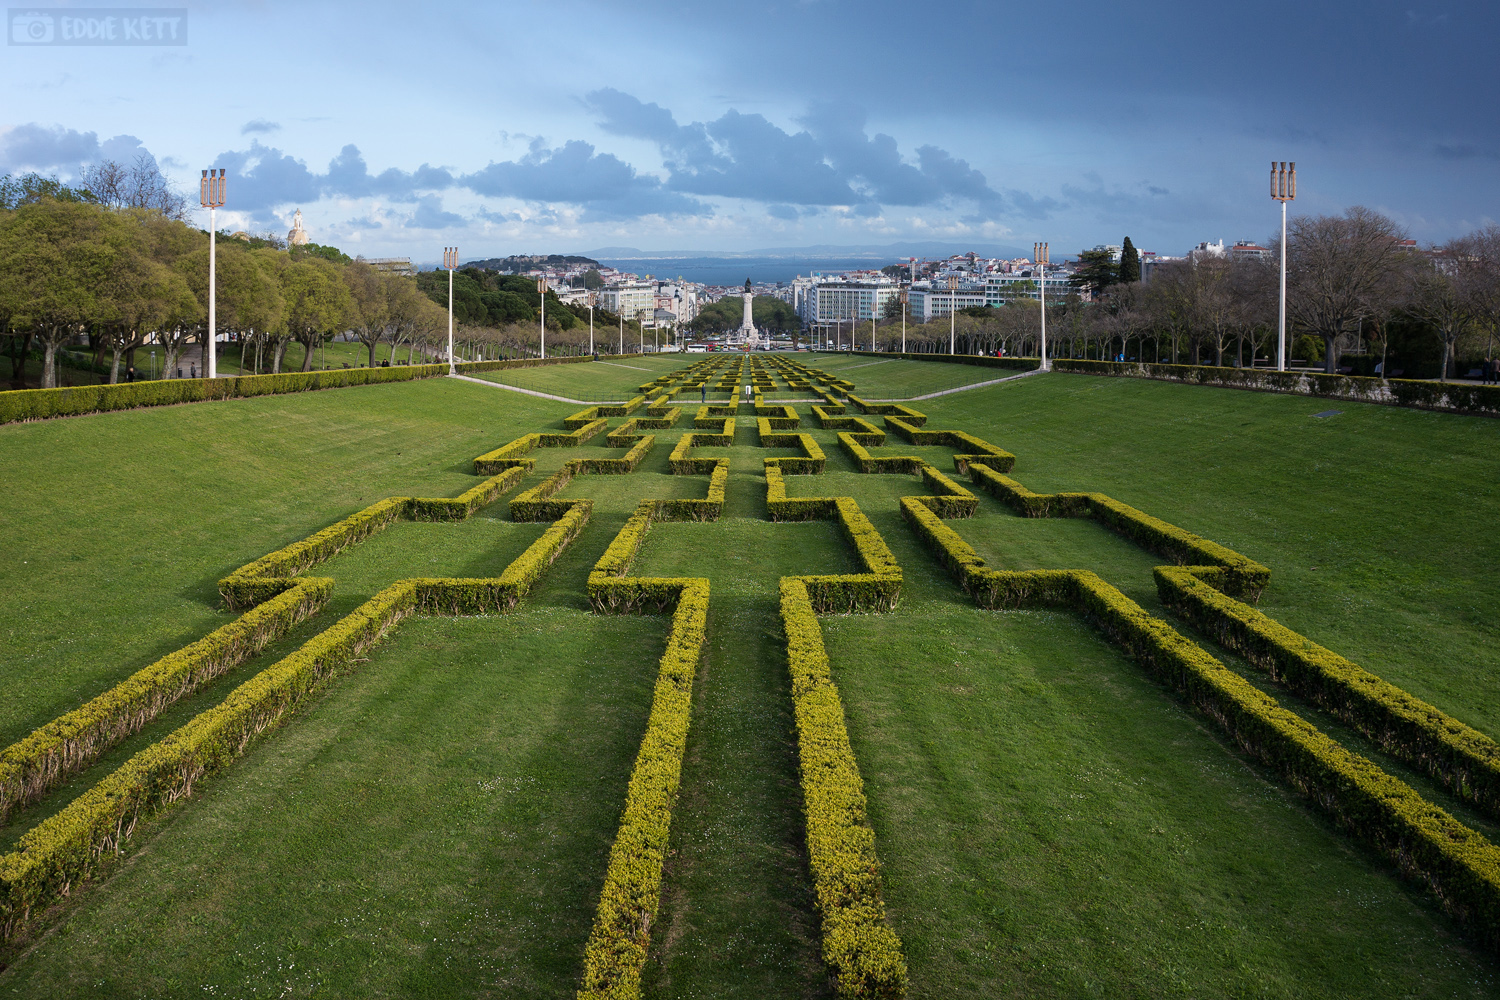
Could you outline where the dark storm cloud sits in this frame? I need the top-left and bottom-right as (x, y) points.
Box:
(583, 89), (1011, 218)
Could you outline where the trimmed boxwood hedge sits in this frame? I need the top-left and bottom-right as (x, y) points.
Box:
(0, 356), (604, 425)
(902, 497), (1500, 948)
(966, 466), (1270, 600)
(0, 579), (329, 824)
(1051, 358), (1500, 418)
(0, 496), (588, 942)
(780, 577), (908, 999)
(1158, 566), (1500, 819)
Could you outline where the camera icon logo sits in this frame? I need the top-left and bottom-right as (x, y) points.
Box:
(12, 11), (56, 44)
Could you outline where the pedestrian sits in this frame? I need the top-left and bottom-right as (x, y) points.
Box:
(190, 363), (197, 379)
(701, 384), (706, 403)
(125, 365), (136, 383)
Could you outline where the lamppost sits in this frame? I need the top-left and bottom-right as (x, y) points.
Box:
(1271, 161), (1296, 372)
(900, 288), (907, 354)
(870, 290), (877, 353)
(587, 292), (595, 355)
(199, 169), (225, 379)
(1034, 242), (1050, 370)
(619, 305), (624, 355)
(947, 275), (958, 355)
(442, 247), (458, 374)
(537, 276), (547, 359)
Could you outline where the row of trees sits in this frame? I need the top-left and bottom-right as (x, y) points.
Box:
(853, 210), (1500, 380)
(0, 174), (667, 389)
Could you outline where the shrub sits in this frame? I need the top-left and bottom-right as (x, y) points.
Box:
(0, 579), (329, 824)
(1158, 565), (1500, 818)
(0, 356), (601, 425)
(659, 460), (729, 522)
(510, 464), (583, 521)
(965, 467), (1269, 599)
(779, 578), (908, 999)
(474, 434), (542, 475)
(1050, 358), (1500, 418)
(837, 434), (923, 474)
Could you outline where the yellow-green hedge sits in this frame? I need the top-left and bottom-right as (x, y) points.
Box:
(576, 579), (709, 1000)
(780, 577), (908, 999)
(659, 460), (729, 522)
(0, 495), (590, 941)
(1158, 565), (1500, 818)
(900, 503), (1500, 946)
(0, 579), (329, 824)
(838, 434), (923, 475)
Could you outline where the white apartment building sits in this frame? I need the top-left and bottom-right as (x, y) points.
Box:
(597, 279), (656, 320)
(982, 272), (1075, 306)
(907, 283), (988, 322)
(796, 277), (901, 326)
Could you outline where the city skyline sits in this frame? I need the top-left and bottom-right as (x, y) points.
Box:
(1, 0), (1494, 258)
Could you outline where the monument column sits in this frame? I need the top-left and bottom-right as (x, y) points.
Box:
(740, 278), (755, 343)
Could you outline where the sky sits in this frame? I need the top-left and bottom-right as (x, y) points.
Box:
(1, 0), (1496, 263)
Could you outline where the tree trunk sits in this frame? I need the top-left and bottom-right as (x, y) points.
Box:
(368, 337), (378, 368)
(300, 338), (316, 372)
(1323, 334), (1339, 374)
(42, 338), (58, 389)
(1439, 335), (1453, 383)
(110, 347), (123, 384)
(273, 340), (288, 374)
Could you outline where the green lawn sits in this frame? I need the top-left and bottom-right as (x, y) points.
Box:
(471, 354), (701, 400)
(3, 359), (1500, 997)
(804, 352), (1025, 398)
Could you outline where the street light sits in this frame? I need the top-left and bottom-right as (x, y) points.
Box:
(587, 292), (595, 355)
(947, 275), (958, 355)
(1034, 242), (1050, 370)
(199, 169), (225, 379)
(442, 247), (458, 374)
(537, 276), (547, 359)
(900, 288), (908, 354)
(1271, 161), (1297, 372)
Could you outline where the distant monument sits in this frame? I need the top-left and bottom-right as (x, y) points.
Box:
(287, 208), (310, 246)
(739, 278), (756, 341)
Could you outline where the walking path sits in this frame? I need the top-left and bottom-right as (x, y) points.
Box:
(451, 373), (604, 405)
(864, 367), (1044, 402)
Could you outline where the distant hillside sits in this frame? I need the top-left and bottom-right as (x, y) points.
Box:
(466, 253), (599, 272)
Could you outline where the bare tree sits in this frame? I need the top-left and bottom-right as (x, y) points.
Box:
(1405, 254), (1471, 382)
(81, 155), (189, 220)
(1450, 225), (1500, 372)
(1283, 206), (1408, 374)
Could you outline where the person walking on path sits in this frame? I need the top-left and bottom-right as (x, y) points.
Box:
(701, 384), (706, 403)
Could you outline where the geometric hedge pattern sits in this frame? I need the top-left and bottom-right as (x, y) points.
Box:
(4, 353), (1500, 997)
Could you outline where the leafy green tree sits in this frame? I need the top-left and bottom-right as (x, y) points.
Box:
(292, 242), (353, 265)
(1119, 237), (1141, 284)
(279, 258), (352, 372)
(0, 172), (97, 210)
(1071, 249), (1118, 296)
(0, 199), (128, 387)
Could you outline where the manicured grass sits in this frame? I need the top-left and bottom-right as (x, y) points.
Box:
(471, 353), (697, 400)
(0, 377), (567, 750)
(804, 352), (1022, 398)
(5, 359), (1500, 996)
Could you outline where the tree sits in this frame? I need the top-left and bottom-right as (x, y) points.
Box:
(280, 259), (351, 371)
(79, 155), (188, 220)
(344, 261), (390, 368)
(1450, 225), (1500, 370)
(1284, 206), (1408, 374)
(1119, 237), (1141, 284)
(1070, 248), (1118, 297)
(0, 199), (124, 387)
(0, 171), (96, 210)
(1405, 255), (1471, 382)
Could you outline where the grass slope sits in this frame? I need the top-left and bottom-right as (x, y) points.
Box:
(3, 362), (1500, 997)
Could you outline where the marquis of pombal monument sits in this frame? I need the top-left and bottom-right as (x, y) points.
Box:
(740, 278), (756, 339)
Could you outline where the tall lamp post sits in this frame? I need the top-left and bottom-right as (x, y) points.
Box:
(1271, 161), (1296, 372)
(199, 169), (225, 379)
(537, 276), (547, 359)
(900, 288), (907, 354)
(947, 275), (958, 354)
(442, 247), (458, 374)
(587, 292), (596, 355)
(1034, 242), (1050, 369)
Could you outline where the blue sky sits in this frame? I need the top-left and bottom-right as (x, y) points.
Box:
(1, 0), (1495, 261)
